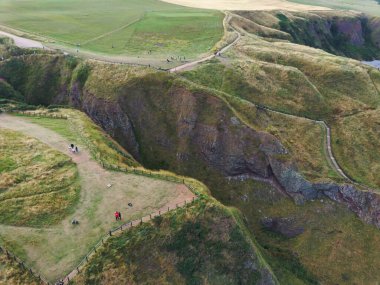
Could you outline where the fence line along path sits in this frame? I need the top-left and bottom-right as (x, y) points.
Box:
(62, 196), (198, 284)
(0, 113), (200, 285)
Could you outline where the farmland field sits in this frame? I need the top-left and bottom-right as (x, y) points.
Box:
(289, 0), (380, 16)
(0, 0), (223, 60)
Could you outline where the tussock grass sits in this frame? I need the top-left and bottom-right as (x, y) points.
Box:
(73, 198), (274, 285)
(0, 128), (80, 227)
(332, 109), (380, 188)
(0, 251), (40, 285)
(222, 177), (380, 284)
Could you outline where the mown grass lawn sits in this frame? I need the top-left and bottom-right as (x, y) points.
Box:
(0, 0), (223, 59)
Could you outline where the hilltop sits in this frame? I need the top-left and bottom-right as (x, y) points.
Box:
(2, 7), (380, 285)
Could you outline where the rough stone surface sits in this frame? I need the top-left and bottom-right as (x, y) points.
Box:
(261, 217), (305, 238)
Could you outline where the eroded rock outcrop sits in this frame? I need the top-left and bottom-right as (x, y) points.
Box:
(70, 73), (380, 230)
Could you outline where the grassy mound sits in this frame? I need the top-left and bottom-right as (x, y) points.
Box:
(73, 199), (276, 285)
(0, 128), (80, 227)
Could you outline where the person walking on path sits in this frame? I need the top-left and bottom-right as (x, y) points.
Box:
(114, 211), (119, 221)
(118, 211), (121, 220)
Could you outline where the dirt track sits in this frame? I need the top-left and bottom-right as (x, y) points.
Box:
(0, 114), (195, 281)
(0, 30), (44, 49)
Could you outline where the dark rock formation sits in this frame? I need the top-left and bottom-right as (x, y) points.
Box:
(72, 74), (380, 230)
(315, 183), (380, 228)
(261, 217), (304, 238)
(234, 10), (380, 60)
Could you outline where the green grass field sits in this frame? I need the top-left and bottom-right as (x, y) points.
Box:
(289, 0), (380, 16)
(0, 0), (223, 60)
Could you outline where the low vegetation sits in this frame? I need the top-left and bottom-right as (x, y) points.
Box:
(222, 178), (380, 285)
(332, 109), (380, 187)
(0, 250), (40, 285)
(27, 109), (140, 168)
(73, 198), (275, 285)
(0, 128), (80, 227)
(2, 10), (380, 283)
(0, 0), (223, 61)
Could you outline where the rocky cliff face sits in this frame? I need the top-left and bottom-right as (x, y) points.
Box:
(71, 70), (380, 230)
(233, 10), (380, 60)
(2, 54), (380, 231)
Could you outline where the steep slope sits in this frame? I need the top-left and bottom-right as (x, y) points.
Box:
(3, 19), (380, 283)
(233, 10), (380, 60)
(72, 199), (277, 285)
(0, 250), (40, 285)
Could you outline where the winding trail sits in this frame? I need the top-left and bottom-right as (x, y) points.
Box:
(170, 13), (241, 73)
(255, 105), (353, 183)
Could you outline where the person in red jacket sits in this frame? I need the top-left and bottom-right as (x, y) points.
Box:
(114, 211), (119, 221)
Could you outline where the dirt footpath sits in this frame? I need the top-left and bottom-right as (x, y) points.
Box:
(0, 30), (44, 49)
(0, 113), (195, 281)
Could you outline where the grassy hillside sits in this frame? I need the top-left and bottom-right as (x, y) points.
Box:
(233, 10), (380, 60)
(0, 0), (223, 60)
(73, 199), (277, 285)
(3, 18), (380, 284)
(332, 109), (380, 188)
(0, 128), (79, 227)
(180, 11), (380, 188)
(221, 178), (380, 285)
(0, 250), (40, 285)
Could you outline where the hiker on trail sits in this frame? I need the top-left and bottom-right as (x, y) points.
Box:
(75, 146), (79, 153)
(114, 211), (119, 221)
(118, 211), (122, 220)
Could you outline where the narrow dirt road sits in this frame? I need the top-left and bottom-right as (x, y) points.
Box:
(0, 30), (44, 49)
(170, 13), (241, 73)
(0, 114), (195, 282)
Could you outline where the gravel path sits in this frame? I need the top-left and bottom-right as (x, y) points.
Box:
(0, 30), (44, 49)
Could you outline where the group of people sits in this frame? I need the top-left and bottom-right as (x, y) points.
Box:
(114, 211), (122, 221)
(68, 143), (79, 153)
